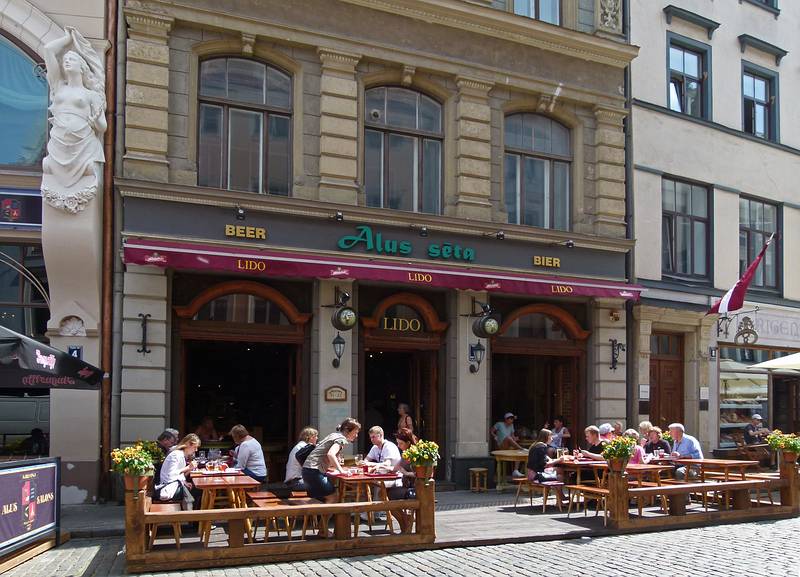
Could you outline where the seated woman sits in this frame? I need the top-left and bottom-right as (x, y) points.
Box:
(285, 427), (319, 491)
(643, 426), (671, 455)
(194, 417), (221, 443)
(156, 433), (201, 510)
(623, 429), (647, 464)
(526, 429), (565, 483)
(388, 428), (418, 532)
(301, 418), (361, 503)
(230, 425), (267, 483)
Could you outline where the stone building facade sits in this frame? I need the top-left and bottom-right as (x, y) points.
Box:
(114, 0), (639, 486)
(630, 0), (800, 454)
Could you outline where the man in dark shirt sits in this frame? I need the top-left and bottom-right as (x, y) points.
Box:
(579, 425), (606, 461)
(744, 414), (769, 445)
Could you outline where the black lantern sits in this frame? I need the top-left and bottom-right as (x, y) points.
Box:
(332, 332), (346, 368)
(472, 315), (500, 339)
(469, 340), (486, 373)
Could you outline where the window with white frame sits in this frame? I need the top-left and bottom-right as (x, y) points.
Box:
(503, 113), (571, 230)
(364, 87), (443, 215)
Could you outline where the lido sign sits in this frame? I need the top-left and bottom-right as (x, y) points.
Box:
(337, 225), (475, 262)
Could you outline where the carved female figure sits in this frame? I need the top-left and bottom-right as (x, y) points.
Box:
(41, 27), (106, 213)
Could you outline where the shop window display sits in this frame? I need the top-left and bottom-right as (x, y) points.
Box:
(719, 347), (769, 448)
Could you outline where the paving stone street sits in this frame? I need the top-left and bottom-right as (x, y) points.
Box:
(8, 516), (798, 577)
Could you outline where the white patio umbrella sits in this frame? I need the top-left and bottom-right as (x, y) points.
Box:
(751, 352), (800, 371)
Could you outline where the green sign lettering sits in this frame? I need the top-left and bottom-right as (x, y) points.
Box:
(337, 225), (475, 262)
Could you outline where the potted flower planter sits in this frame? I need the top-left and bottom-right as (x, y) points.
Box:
(607, 458), (628, 473)
(415, 464), (435, 480)
(123, 473), (151, 491)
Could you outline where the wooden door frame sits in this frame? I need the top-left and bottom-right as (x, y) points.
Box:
(174, 280), (311, 439)
(489, 302), (589, 440)
(359, 292), (448, 449)
(650, 332), (684, 428)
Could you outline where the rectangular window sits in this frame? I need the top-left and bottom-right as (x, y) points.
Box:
(743, 67), (777, 141)
(668, 41), (706, 119)
(513, 0), (560, 25)
(739, 197), (779, 290)
(661, 178), (709, 280)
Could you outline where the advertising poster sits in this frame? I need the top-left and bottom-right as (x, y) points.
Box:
(0, 461), (58, 556)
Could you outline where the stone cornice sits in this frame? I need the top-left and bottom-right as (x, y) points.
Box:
(338, 0), (638, 68)
(124, 7), (174, 38)
(317, 47), (361, 73)
(456, 75), (494, 95)
(125, 0), (628, 108)
(594, 104), (628, 125)
(115, 178), (635, 254)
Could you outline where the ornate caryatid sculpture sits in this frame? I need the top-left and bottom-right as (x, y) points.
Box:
(41, 27), (106, 214)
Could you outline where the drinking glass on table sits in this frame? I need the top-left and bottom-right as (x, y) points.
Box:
(355, 453), (363, 465)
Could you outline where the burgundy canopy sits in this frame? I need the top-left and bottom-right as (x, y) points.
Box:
(123, 238), (643, 300)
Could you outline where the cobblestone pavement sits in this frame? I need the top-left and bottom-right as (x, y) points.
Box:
(8, 516), (799, 577)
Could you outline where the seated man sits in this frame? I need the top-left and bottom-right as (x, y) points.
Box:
(285, 427), (319, 491)
(364, 426), (402, 521)
(669, 423), (703, 480)
(579, 425), (606, 461)
(743, 414), (769, 445)
(154, 429), (178, 480)
(490, 413), (524, 450)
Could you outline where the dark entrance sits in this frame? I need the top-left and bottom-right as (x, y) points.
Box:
(184, 340), (295, 448)
(491, 354), (577, 447)
(490, 303), (588, 447)
(774, 375), (800, 434)
(363, 350), (437, 442)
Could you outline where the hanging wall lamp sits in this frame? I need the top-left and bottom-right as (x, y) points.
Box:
(469, 340), (486, 373)
(332, 332), (346, 368)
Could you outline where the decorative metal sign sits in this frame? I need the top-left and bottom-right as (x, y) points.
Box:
(734, 316), (759, 345)
(324, 386), (347, 402)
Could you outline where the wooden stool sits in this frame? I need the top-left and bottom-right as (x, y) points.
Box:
(147, 503), (182, 550)
(469, 468), (488, 492)
(513, 478), (565, 513)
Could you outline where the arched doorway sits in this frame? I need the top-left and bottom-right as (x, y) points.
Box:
(359, 293), (448, 445)
(490, 304), (589, 448)
(174, 281), (310, 481)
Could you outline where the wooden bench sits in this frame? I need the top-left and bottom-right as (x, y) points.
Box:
(627, 480), (767, 516)
(125, 479), (436, 573)
(147, 501), (183, 550)
(512, 478), (564, 512)
(566, 485), (610, 525)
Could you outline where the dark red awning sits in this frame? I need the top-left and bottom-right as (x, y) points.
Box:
(123, 238), (643, 300)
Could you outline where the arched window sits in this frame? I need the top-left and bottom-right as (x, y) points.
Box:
(0, 35), (48, 169)
(197, 57), (292, 195)
(504, 113), (571, 230)
(193, 294), (290, 325)
(502, 313), (568, 340)
(364, 87), (442, 215)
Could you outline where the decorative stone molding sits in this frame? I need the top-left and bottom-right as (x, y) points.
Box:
(0, 0), (64, 57)
(455, 75), (493, 96)
(596, 0), (623, 36)
(241, 33), (256, 56)
(593, 104), (627, 126)
(59, 316), (87, 337)
(42, 185), (97, 214)
(317, 47), (361, 74)
(401, 65), (416, 87)
(124, 8), (174, 39)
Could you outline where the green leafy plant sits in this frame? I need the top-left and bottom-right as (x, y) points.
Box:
(766, 430), (800, 453)
(602, 435), (636, 460)
(136, 439), (164, 465)
(661, 430), (673, 446)
(110, 443), (155, 476)
(402, 439), (440, 466)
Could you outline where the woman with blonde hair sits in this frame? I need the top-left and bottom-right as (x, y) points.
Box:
(156, 433), (201, 509)
(285, 426), (319, 491)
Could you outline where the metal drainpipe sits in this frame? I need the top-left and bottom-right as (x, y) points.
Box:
(110, 0), (126, 463)
(623, 0), (637, 426)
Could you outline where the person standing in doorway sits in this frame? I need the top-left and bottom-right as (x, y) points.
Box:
(397, 403), (414, 434)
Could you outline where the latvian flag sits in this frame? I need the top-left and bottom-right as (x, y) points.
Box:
(709, 232), (775, 315)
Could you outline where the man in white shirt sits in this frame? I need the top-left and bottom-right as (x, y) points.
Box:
(364, 426), (402, 521)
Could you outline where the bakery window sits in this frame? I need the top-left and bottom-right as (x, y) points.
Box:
(719, 347), (769, 448)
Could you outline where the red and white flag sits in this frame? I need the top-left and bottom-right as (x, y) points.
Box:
(709, 232), (775, 315)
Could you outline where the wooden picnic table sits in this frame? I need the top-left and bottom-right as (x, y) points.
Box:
(586, 462), (675, 486)
(491, 450), (529, 491)
(552, 458), (605, 485)
(193, 473), (261, 546)
(332, 472), (401, 534)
